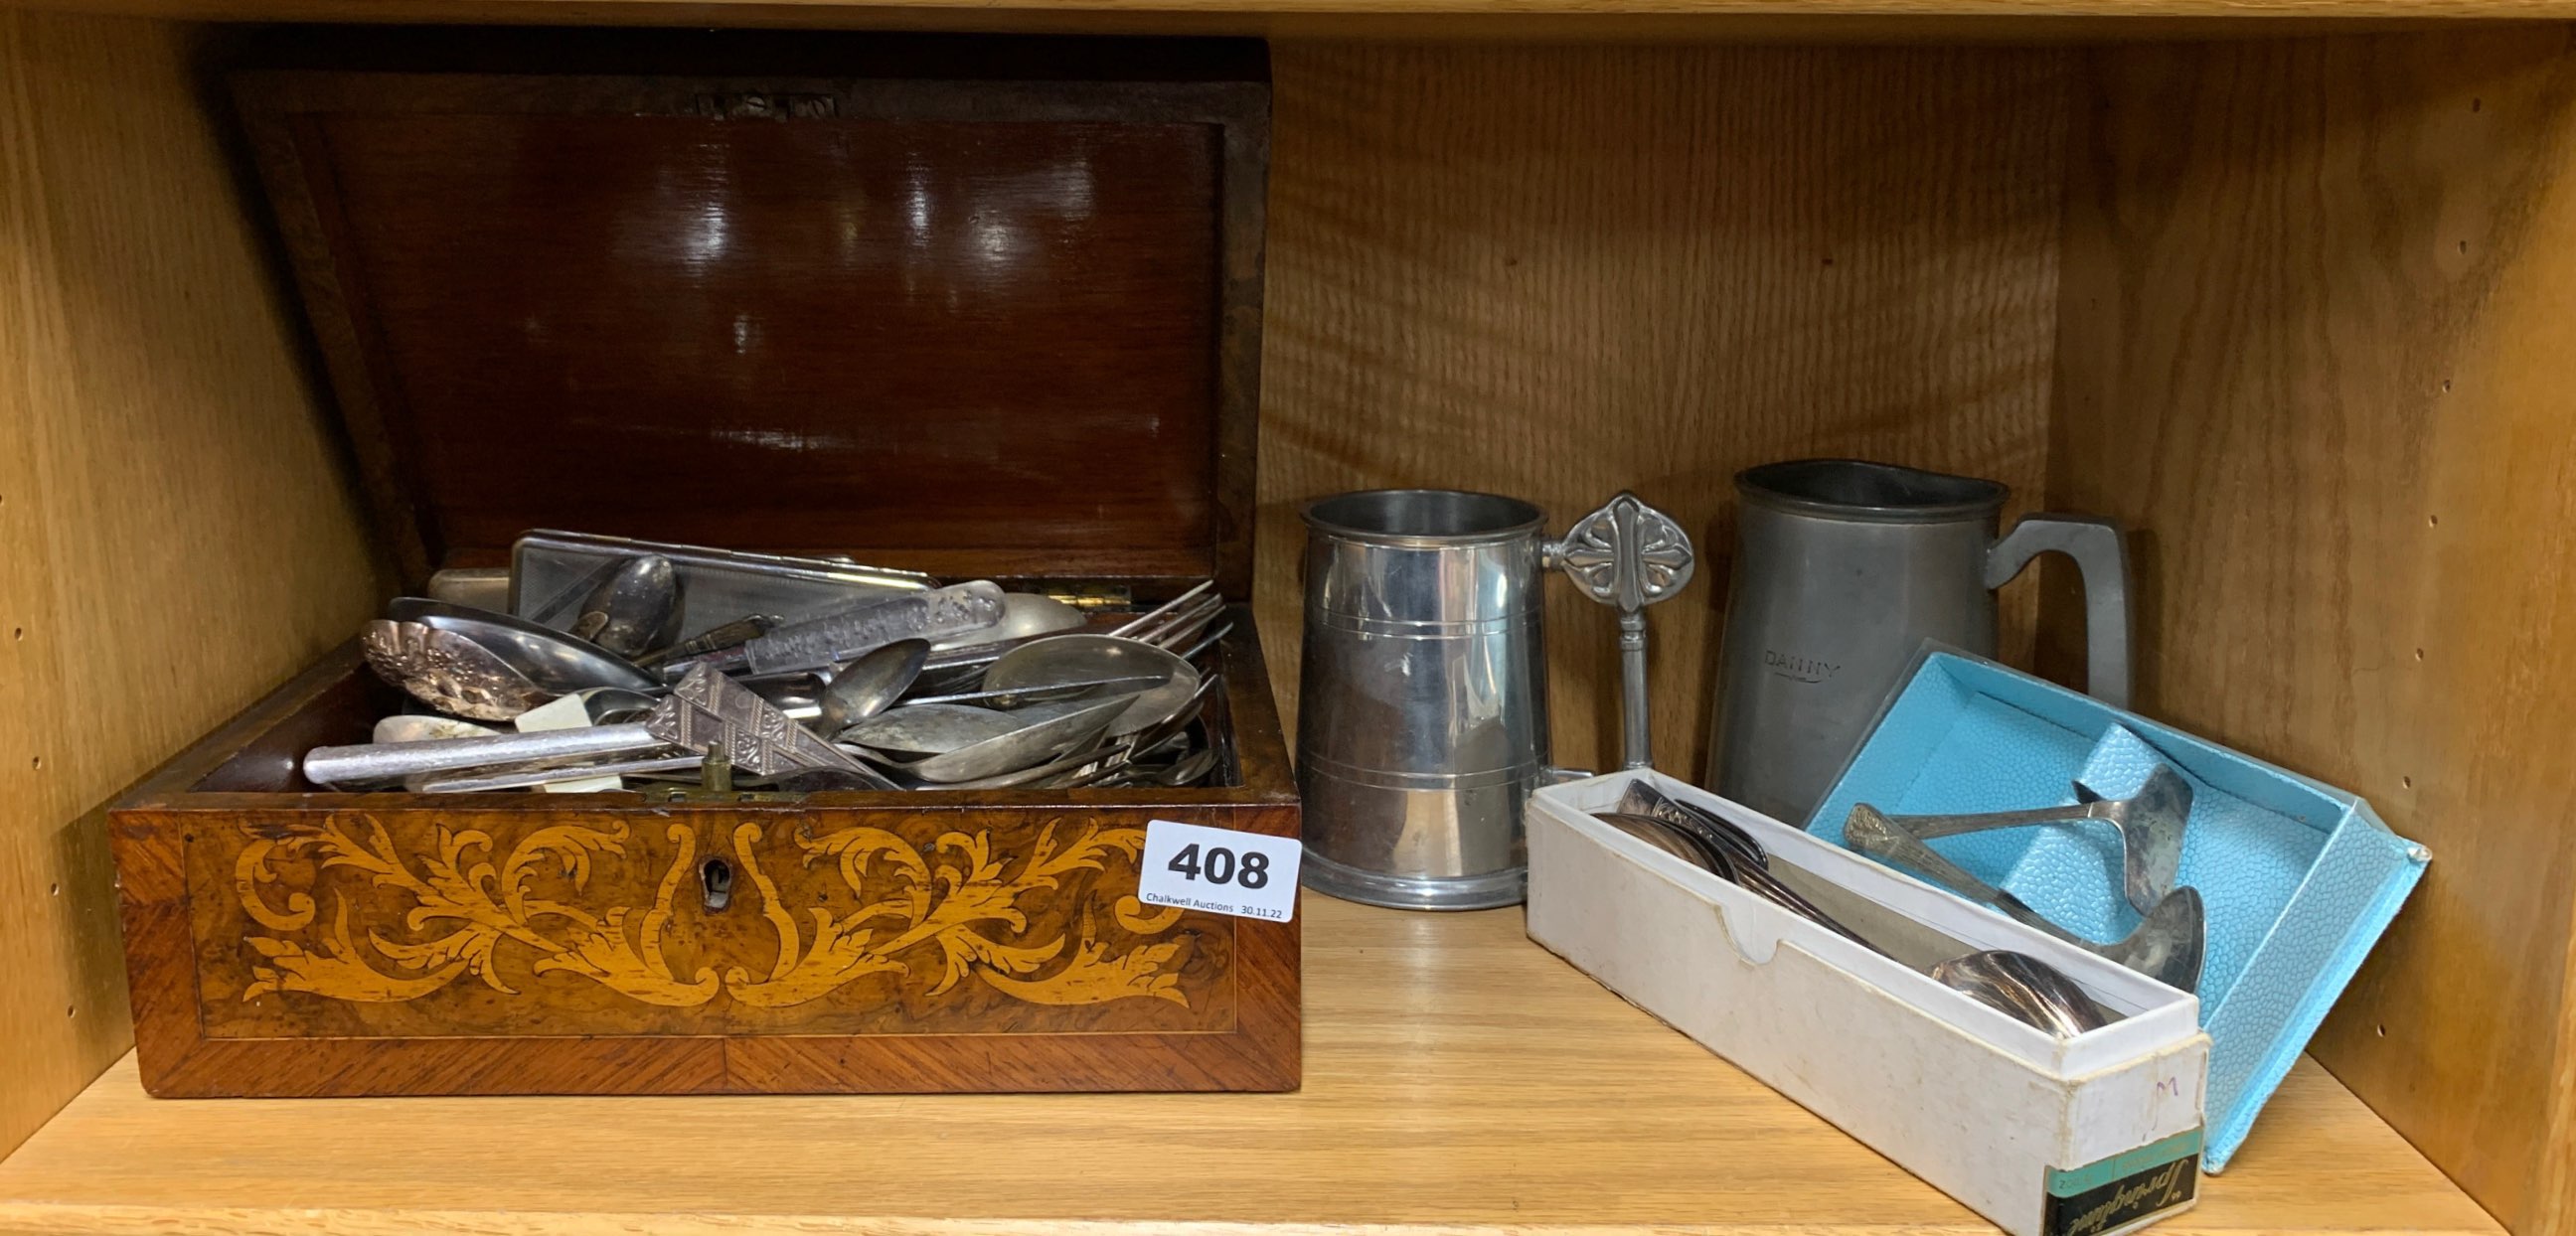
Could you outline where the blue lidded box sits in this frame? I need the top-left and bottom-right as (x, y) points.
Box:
(1805, 649), (2429, 1171)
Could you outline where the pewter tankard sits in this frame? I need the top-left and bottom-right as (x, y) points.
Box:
(1298, 489), (1692, 911)
(1704, 460), (2131, 824)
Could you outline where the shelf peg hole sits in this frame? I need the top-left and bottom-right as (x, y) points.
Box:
(49, 882), (60, 896)
(29, 755), (40, 771)
(2414, 648), (2425, 662)
(2402, 775), (2415, 789)
(2428, 514), (2441, 527)
(2377, 1023), (2388, 1036)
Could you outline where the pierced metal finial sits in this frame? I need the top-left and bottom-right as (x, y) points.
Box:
(1551, 492), (1696, 770)
(1554, 492), (1696, 610)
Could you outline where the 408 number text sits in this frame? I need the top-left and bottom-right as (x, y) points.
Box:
(1164, 843), (1272, 888)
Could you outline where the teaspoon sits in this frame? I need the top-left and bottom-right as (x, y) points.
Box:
(569, 553), (683, 658)
(814, 639), (929, 734)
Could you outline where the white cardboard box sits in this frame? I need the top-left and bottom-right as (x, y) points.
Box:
(1528, 771), (2210, 1236)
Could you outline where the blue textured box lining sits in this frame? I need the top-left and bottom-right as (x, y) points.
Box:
(1804, 652), (2425, 1171)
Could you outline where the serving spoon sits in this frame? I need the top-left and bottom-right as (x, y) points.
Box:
(388, 597), (661, 694)
(361, 619), (554, 721)
(1843, 803), (2205, 994)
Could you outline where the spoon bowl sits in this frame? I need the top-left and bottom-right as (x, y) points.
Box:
(1931, 950), (2111, 1036)
(900, 695), (1135, 784)
(741, 673), (830, 718)
(839, 702), (1025, 756)
(361, 620), (554, 721)
(982, 634), (1200, 737)
(570, 687), (661, 724)
(389, 597), (660, 694)
(569, 553), (683, 658)
(817, 639), (930, 734)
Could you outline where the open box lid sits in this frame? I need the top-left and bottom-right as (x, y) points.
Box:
(232, 30), (1270, 597)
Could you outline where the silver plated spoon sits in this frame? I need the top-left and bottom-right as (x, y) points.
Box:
(1044, 675), (1220, 789)
(1932, 950), (2112, 1036)
(899, 695), (1134, 784)
(1596, 808), (2109, 1037)
(1844, 803), (2205, 993)
(906, 672), (1168, 710)
(361, 620), (554, 721)
(388, 597), (661, 694)
(982, 634), (1199, 737)
(568, 553), (683, 658)
(839, 702), (1025, 756)
(815, 639), (929, 735)
(1105, 745), (1219, 788)
(1867, 767), (2192, 915)
(570, 687), (660, 724)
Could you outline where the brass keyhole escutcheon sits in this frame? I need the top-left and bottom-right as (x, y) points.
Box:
(701, 856), (734, 911)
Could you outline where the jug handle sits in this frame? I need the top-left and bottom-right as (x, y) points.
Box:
(1983, 515), (2133, 707)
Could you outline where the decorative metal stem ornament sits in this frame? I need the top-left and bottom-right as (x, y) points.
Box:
(1550, 492), (1696, 770)
(647, 664), (881, 780)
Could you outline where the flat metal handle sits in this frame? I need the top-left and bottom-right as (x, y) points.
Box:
(1886, 801), (2111, 840)
(1984, 514), (2132, 707)
(304, 723), (662, 788)
(1842, 806), (2085, 948)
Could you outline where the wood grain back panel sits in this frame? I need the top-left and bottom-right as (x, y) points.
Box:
(2053, 28), (2576, 1233)
(0, 12), (385, 1159)
(1257, 42), (2076, 776)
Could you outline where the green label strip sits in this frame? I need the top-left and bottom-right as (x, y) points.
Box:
(2047, 1129), (2205, 1197)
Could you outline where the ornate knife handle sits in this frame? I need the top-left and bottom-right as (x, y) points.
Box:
(1546, 492), (1696, 770)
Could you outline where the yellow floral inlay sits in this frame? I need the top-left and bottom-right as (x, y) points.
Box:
(236, 814), (1191, 1012)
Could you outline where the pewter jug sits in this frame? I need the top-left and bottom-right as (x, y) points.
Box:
(1298, 489), (1691, 911)
(1704, 460), (2131, 823)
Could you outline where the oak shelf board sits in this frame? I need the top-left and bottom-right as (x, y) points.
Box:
(0, 896), (2500, 1236)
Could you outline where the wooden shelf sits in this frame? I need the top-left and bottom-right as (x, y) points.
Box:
(0, 896), (2498, 1236)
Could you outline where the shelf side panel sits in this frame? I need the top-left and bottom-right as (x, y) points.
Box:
(0, 11), (385, 1159)
(2052, 28), (2576, 1234)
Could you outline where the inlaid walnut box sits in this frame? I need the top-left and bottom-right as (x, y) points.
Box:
(105, 30), (1297, 1098)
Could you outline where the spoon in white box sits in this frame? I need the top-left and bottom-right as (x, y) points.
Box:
(1594, 809), (2110, 1037)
